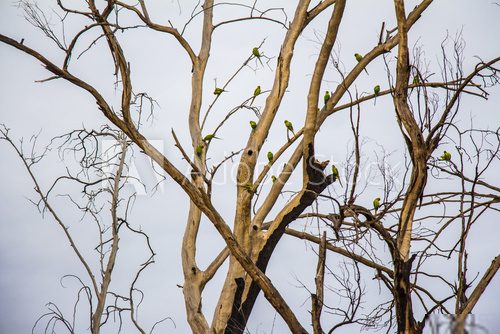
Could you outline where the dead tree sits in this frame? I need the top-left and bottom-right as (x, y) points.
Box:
(1, 1), (499, 333)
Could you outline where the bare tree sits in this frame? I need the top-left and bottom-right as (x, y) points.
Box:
(0, 126), (170, 333)
(1, 1), (499, 334)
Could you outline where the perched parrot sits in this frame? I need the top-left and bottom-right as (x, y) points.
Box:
(374, 85), (380, 95)
(284, 120), (294, 134)
(412, 75), (420, 85)
(267, 151), (274, 164)
(252, 47), (261, 58)
(214, 87), (224, 95)
(440, 150), (451, 161)
(373, 197), (381, 213)
(203, 134), (220, 142)
(324, 90), (331, 105)
(355, 53), (369, 74)
(252, 47), (263, 65)
(331, 164), (339, 181)
(271, 175), (277, 183)
(250, 85), (261, 105)
(195, 145), (203, 157)
(250, 120), (257, 129)
(254, 85), (261, 96)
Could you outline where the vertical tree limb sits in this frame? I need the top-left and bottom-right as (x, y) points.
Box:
(312, 232), (327, 334)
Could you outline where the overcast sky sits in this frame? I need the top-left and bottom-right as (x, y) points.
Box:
(1, 1), (499, 333)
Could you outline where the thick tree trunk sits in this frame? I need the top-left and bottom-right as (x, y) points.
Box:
(218, 169), (334, 333)
(211, 1), (312, 332)
(182, 1), (214, 332)
(393, 255), (422, 334)
(392, 1), (429, 333)
(182, 203), (211, 334)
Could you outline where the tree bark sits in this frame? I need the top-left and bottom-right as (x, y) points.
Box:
(392, 1), (428, 332)
(393, 255), (423, 334)
(181, 1), (214, 332)
(212, 1), (312, 332)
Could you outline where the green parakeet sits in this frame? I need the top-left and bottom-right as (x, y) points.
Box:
(284, 120), (294, 134)
(331, 165), (339, 180)
(252, 47), (261, 58)
(203, 134), (220, 142)
(331, 164), (342, 186)
(440, 150), (451, 161)
(250, 120), (257, 129)
(373, 197), (381, 213)
(271, 175), (277, 183)
(267, 151), (274, 164)
(214, 87), (224, 95)
(195, 145), (203, 157)
(250, 85), (261, 105)
(412, 75), (420, 85)
(355, 53), (369, 74)
(254, 85), (261, 96)
(252, 47), (263, 66)
(374, 85), (380, 95)
(324, 90), (331, 105)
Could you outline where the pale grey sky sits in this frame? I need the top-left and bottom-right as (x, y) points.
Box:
(1, 1), (499, 333)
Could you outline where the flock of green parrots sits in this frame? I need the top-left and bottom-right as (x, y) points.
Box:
(202, 48), (453, 213)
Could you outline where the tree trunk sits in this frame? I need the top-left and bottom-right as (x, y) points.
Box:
(393, 255), (422, 334)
